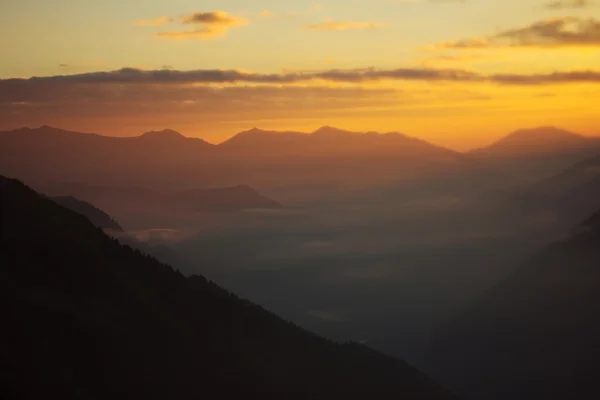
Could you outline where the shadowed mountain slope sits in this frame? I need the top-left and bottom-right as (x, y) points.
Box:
(0, 176), (456, 400)
(428, 204), (600, 400)
(506, 152), (600, 228)
(51, 195), (124, 231)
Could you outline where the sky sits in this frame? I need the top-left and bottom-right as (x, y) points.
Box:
(1, 0), (600, 149)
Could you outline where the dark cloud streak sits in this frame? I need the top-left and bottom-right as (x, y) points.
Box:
(434, 17), (600, 49)
(545, 0), (590, 9)
(3, 67), (600, 88)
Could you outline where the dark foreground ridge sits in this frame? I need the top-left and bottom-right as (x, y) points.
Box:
(0, 176), (456, 400)
(51, 195), (124, 231)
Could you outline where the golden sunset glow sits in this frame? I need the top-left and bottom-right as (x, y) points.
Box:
(1, 0), (599, 149)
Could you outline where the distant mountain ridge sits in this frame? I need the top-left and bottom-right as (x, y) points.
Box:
(3, 124), (598, 151)
(220, 125), (450, 155)
(0, 125), (475, 190)
(470, 127), (593, 157)
(467, 126), (600, 183)
(2, 124), (599, 191)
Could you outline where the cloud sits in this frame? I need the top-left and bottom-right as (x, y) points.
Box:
(158, 11), (247, 40)
(180, 11), (245, 26)
(1, 66), (597, 134)
(304, 19), (382, 31)
(431, 17), (600, 49)
(3, 67), (600, 88)
(0, 79), (401, 128)
(418, 53), (494, 67)
(134, 16), (174, 26)
(157, 29), (222, 39)
(489, 70), (600, 84)
(545, 0), (590, 9)
(431, 38), (489, 50)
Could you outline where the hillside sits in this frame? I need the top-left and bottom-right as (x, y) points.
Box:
(0, 176), (456, 400)
(427, 205), (600, 399)
(51, 195), (124, 231)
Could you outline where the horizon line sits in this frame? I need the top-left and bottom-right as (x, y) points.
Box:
(3, 123), (597, 153)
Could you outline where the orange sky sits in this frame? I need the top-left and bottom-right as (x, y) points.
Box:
(1, 0), (600, 150)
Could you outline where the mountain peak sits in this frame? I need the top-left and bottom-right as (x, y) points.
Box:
(501, 126), (583, 144)
(472, 126), (589, 157)
(240, 127), (271, 136)
(312, 126), (355, 136)
(35, 125), (68, 133)
(141, 129), (185, 139)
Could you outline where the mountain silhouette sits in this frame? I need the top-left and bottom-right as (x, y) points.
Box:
(312, 125), (358, 137)
(428, 205), (600, 399)
(221, 125), (454, 158)
(140, 129), (187, 140)
(51, 195), (124, 231)
(41, 183), (282, 214)
(469, 126), (600, 181)
(473, 127), (587, 156)
(0, 175), (456, 399)
(0, 126), (217, 188)
(0, 125), (474, 190)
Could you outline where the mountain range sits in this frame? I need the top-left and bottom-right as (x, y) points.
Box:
(0, 125), (477, 191)
(2, 125), (598, 191)
(0, 175), (456, 399)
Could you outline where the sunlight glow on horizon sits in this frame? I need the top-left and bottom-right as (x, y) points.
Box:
(1, 0), (599, 149)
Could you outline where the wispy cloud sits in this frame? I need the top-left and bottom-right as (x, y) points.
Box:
(4, 66), (600, 87)
(418, 53), (497, 68)
(304, 19), (382, 31)
(430, 17), (600, 49)
(157, 11), (247, 40)
(157, 29), (223, 39)
(545, 0), (590, 9)
(180, 11), (245, 26)
(134, 16), (174, 27)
